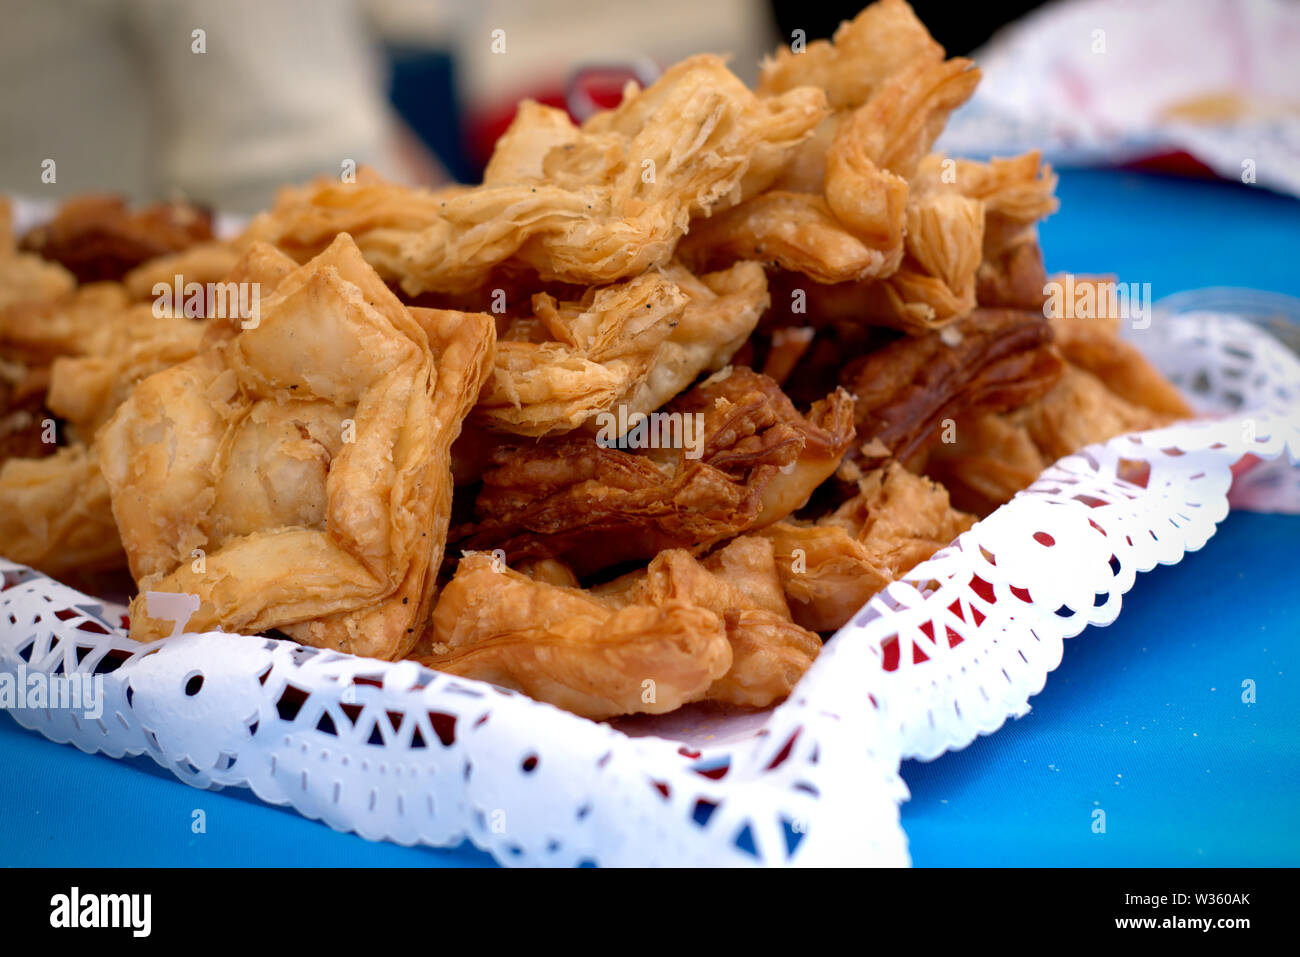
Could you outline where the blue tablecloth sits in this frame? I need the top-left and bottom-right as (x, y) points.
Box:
(2, 169), (1297, 867)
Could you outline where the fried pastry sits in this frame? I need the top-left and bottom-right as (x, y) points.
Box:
(761, 462), (974, 631)
(421, 552), (733, 720)
(920, 411), (1048, 516)
(0, 1), (1202, 731)
(1046, 306), (1193, 420)
(0, 444), (124, 575)
(122, 240), (244, 303)
(679, 58), (979, 286)
(475, 270), (688, 436)
(476, 260), (769, 437)
(0, 199), (77, 324)
(20, 195), (214, 284)
(455, 368), (856, 576)
(240, 167), (465, 267)
(923, 281), (1194, 513)
(247, 60), (825, 296)
(758, 0), (945, 111)
(424, 538), (820, 718)
(597, 536), (822, 708)
(46, 308), (206, 438)
(913, 151), (1059, 310)
(97, 234), (495, 657)
(843, 307), (1063, 469)
(848, 190), (985, 331)
(0, 283), (132, 366)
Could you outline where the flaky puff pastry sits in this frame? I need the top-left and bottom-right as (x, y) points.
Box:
(0, 207), (78, 345)
(477, 260), (768, 437)
(424, 538), (820, 719)
(752, 151), (1052, 335)
(913, 151), (1059, 311)
(849, 190), (985, 332)
(1045, 300), (1193, 421)
(47, 306), (206, 439)
(0, 444), (124, 576)
(1, 311), (206, 572)
(758, 0), (944, 111)
(596, 537), (822, 709)
(476, 270), (688, 436)
(250, 61), (824, 297)
(843, 307), (1063, 470)
(97, 234), (495, 658)
(122, 241), (243, 303)
(925, 365), (1176, 516)
(925, 289), (1193, 514)
(240, 167), (466, 268)
(455, 368), (855, 577)
(761, 462), (974, 632)
(421, 552), (734, 721)
(0, 283), (131, 366)
(678, 57), (979, 286)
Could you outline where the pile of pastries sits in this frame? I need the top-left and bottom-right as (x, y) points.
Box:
(0, 1), (1190, 721)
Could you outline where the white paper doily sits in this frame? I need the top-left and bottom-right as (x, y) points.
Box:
(2, 308), (1298, 866)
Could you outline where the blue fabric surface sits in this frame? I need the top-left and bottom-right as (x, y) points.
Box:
(1, 168), (1297, 867)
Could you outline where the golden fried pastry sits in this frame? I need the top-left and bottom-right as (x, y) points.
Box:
(122, 240), (244, 303)
(597, 537), (822, 708)
(1047, 306), (1194, 420)
(0, 444), (124, 575)
(914, 151), (1059, 226)
(923, 278), (1193, 513)
(920, 411), (1048, 516)
(97, 234), (495, 657)
(913, 151), (1059, 310)
(475, 270), (688, 436)
(476, 261), (768, 438)
(616, 261), (769, 425)
(761, 462), (974, 631)
(848, 190), (985, 331)
(679, 58), (978, 286)
(0, 283), (131, 366)
(0, 244), (77, 321)
(455, 368), (855, 576)
(422, 552), (733, 720)
(240, 167), (465, 266)
(425, 537), (820, 718)
(758, 0), (944, 111)
(0, 1), (1201, 731)
(747, 150), (1055, 334)
(20, 195), (214, 284)
(386, 57), (823, 294)
(246, 60), (825, 296)
(1013, 364), (1176, 463)
(46, 309), (206, 438)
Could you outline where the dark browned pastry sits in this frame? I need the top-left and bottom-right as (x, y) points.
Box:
(453, 367), (856, 577)
(843, 307), (1063, 469)
(0, 374), (55, 466)
(975, 234), (1049, 310)
(21, 195), (213, 284)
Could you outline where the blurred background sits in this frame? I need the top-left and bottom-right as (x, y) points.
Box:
(1, 0), (1296, 211)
